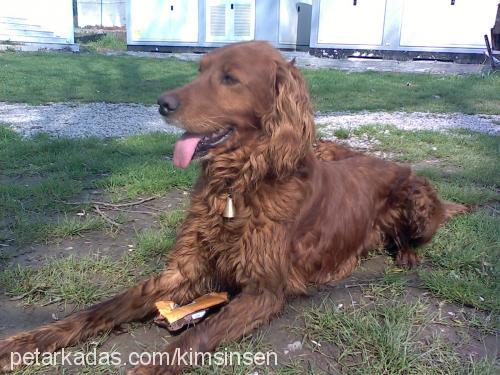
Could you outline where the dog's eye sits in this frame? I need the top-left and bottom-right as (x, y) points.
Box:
(221, 73), (239, 85)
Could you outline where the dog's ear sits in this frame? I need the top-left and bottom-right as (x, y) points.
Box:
(261, 60), (315, 178)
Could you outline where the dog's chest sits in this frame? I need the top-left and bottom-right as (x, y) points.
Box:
(191, 195), (261, 280)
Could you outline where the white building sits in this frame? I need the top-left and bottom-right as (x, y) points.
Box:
(127, 0), (312, 51)
(0, 0), (76, 50)
(310, 0), (499, 62)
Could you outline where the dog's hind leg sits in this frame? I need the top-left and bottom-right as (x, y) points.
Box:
(0, 230), (211, 372)
(393, 176), (468, 268)
(380, 175), (439, 268)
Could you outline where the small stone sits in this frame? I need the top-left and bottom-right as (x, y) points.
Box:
(286, 341), (302, 352)
(311, 340), (321, 347)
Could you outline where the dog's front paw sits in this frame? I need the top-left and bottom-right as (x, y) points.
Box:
(395, 249), (420, 268)
(0, 338), (27, 372)
(0, 330), (59, 373)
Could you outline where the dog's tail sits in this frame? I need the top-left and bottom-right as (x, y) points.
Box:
(442, 201), (471, 222)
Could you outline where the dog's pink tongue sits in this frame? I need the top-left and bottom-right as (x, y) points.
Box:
(173, 133), (202, 169)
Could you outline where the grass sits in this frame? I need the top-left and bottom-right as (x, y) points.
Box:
(0, 204), (184, 306)
(188, 332), (276, 375)
(0, 126), (197, 244)
(301, 299), (497, 374)
(419, 212), (499, 312)
(333, 128), (350, 139)
(0, 210), (184, 307)
(47, 216), (105, 238)
(304, 70), (500, 114)
(0, 254), (134, 306)
(126, 209), (185, 272)
(79, 33), (127, 52)
(0, 51), (499, 113)
(0, 52), (197, 104)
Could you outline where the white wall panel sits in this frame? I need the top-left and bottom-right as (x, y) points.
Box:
(400, 0), (498, 48)
(130, 0), (198, 42)
(317, 0), (387, 45)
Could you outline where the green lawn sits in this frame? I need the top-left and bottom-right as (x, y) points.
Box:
(0, 126), (197, 244)
(0, 51), (499, 113)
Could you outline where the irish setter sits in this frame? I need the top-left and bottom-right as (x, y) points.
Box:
(0, 41), (467, 374)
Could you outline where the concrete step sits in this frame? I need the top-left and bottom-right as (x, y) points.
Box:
(0, 28), (55, 37)
(0, 22), (44, 32)
(0, 34), (69, 44)
(0, 17), (27, 23)
(0, 42), (79, 52)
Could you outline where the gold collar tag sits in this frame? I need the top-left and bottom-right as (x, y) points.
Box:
(223, 194), (235, 218)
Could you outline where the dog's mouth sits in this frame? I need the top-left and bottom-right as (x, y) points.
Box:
(173, 127), (234, 168)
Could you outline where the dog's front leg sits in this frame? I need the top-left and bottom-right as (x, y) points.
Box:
(0, 248), (210, 372)
(127, 289), (285, 374)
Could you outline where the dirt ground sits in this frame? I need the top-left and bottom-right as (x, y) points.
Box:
(0, 189), (498, 374)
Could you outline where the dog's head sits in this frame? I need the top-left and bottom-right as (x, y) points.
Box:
(158, 41), (315, 179)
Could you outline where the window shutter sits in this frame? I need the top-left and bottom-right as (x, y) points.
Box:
(209, 4), (226, 37)
(233, 3), (252, 38)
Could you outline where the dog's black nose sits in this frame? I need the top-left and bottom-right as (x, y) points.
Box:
(157, 95), (179, 115)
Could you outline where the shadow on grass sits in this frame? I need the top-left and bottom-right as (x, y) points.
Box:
(0, 52), (197, 105)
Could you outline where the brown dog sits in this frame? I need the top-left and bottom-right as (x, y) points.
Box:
(0, 41), (467, 374)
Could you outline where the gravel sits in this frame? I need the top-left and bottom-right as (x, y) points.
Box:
(316, 111), (500, 136)
(0, 102), (498, 139)
(0, 102), (181, 138)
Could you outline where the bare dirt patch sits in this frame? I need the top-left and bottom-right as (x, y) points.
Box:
(1, 189), (189, 269)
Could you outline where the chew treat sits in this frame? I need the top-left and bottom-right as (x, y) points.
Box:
(154, 292), (229, 331)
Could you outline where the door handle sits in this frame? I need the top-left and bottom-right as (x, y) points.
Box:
(353, 0), (357, 5)
(297, 5), (301, 12)
(170, 5), (174, 11)
(451, 0), (455, 5)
